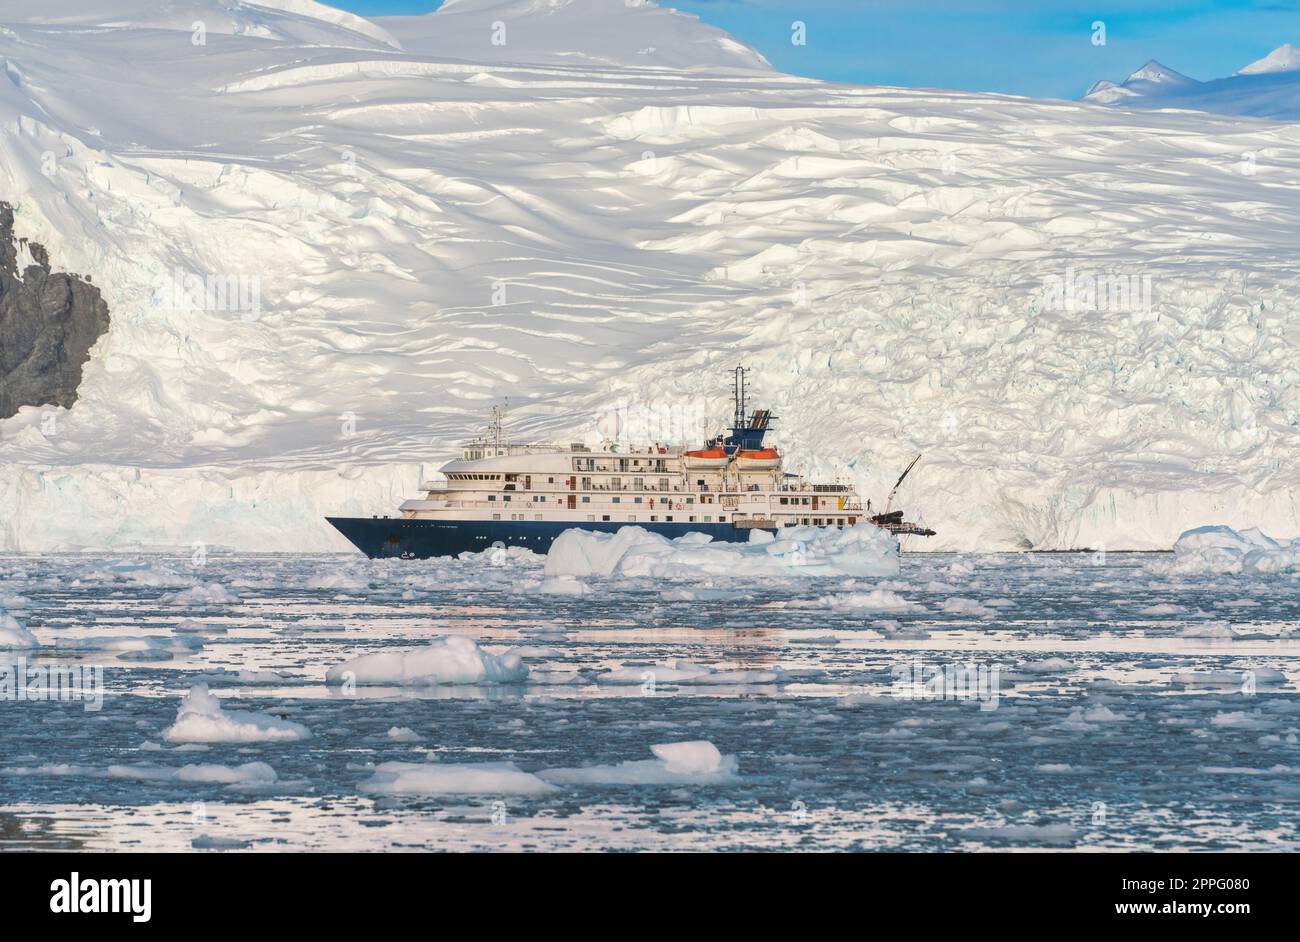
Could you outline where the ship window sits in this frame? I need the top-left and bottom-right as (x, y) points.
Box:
(611, 477), (621, 489)
(488, 495), (496, 502)
(802, 518), (810, 524)
(503, 496), (511, 502)
(535, 515), (543, 521)
(548, 477), (555, 484)
(658, 478), (668, 491)
(633, 497), (642, 504)
(612, 497), (620, 504)
(633, 478), (643, 490)
(780, 497), (789, 505)
(704, 515), (712, 522)
(493, 514), (501, 521)
(666, 516), (673, 522)
(686, 497), (694, 504)
(627, 515), (636, 522)
(601, 515), (610, 521)
(650, 515), (657, 522)
(587, 515), (595, 521)
(689, 516), (697, 522)
(582, 496), (590, 503)
(719, 516), (726, 522)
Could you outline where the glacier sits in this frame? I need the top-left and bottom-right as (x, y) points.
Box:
(2, 0), (1300, 552)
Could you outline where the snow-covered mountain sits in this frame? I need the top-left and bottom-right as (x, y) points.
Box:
(2, 0), (1300, 552)
(1084, 44), (1300, 120)
(376, 0), (771, 70)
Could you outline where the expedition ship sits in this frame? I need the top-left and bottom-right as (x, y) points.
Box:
(327, 369), (935, 559)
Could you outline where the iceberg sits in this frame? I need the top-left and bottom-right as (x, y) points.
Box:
(1171, 525), (1300, 574)
(544, 524), (899, 580)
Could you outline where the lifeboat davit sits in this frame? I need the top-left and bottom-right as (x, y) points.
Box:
(735, 447), (780, 470)
(683, 447), (729, 469)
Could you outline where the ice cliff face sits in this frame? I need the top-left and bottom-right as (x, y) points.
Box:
(0, 1), (1298, 552)
(0, 202), (110, 419)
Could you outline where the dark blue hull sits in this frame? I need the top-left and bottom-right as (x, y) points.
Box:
(326, 516), (769, 559)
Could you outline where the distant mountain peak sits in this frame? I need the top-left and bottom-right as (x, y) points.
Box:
(1125, 60), (1193, 85)
(1236, 43), (1300, 75)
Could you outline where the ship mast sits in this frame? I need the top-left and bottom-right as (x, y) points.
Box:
(732, 365), (748, 431)
(488, 401), (507, 453)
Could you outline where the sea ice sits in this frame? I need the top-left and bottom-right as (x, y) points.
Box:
(360, 760), (558, 795)
(163, 684), (312, 744)
(545, 524), (898, 580)
(539, 740), (739, 786)
(0, 612), (38, 648)
(325, 635), (528, 686)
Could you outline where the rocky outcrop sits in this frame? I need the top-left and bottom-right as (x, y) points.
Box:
(0, 202), (110, 419)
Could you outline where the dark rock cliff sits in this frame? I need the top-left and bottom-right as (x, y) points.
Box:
(0, 201), (110, 419)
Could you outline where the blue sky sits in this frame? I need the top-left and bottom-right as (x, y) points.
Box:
(335, 0), (1300, 99)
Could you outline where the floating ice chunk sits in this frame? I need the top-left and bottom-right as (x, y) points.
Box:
(164, 582), (242, 606)
(1019, 657), (1075, 674)
(386, 726), (423, 742)
(1138, 603), (1180, 616)
(305, 572), (369, 591)
(650, 741), (726, 774)
(787, 588), (915, 612)
(956, 824), (1078, 845)
(1177, 623), (1238, 639)
(597, 660), (785, 686)
(539, 740), (739, 786)
(191, 669), (290, 686)
(544, 523), (898, 580)
(10, 760), (277, 785)
(534, 576), (593, 596)
(1171, 525), (1300, 574)
(940, 597), (995, 617)
(360, 760), (558, 795)
(55, 635), (203, 659)
(0, 613), (39, 649)
(1210, 711), (1278, 730)
(163, 684), (311, 743)
(325, 635), (528, 686)
(1171, 667), (1287, 689)
(174, 762), (278, 785)
(192, 835), (253, 850)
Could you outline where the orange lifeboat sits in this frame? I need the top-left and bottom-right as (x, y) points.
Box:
(683, 447), (729, 470)
(735, 447), (780, 470)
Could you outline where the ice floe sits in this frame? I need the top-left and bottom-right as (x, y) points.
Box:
(538, 740), (739, 786)
(0, 612), (38, 648)
(163, 684), (312, 743)
(325, 635), (528, 686)
(544, 524), (898, 580)
(360, 760), (558, 795)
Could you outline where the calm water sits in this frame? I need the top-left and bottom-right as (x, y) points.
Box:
(1, 550), (1297, 851)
